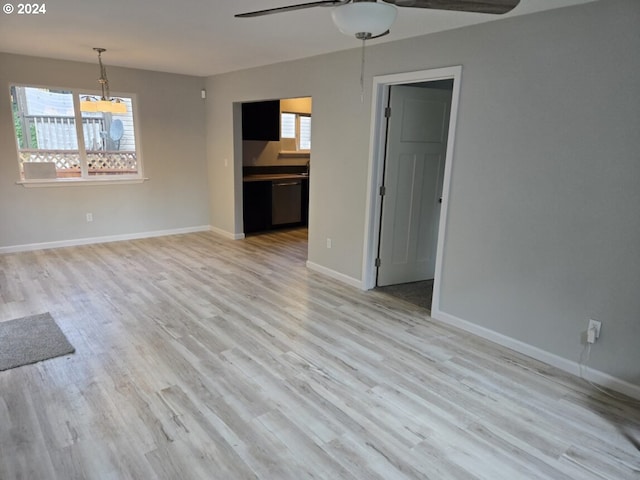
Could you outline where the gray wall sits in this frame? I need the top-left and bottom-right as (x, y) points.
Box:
(0, 53), (210, 248)
(205, 0), (640, 385)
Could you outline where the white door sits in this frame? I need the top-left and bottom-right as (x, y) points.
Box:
(377, 84), (452, 286)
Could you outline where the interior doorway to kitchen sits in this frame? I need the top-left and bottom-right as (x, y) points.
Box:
(237, 97), (312, 259)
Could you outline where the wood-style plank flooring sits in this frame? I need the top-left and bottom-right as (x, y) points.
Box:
(0, 228), (638, 479)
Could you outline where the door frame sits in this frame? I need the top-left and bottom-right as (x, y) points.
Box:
(361, 66), (462, 313)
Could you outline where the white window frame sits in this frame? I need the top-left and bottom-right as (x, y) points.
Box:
(280, 111), (311, 156)
(10, 83), (146, 187)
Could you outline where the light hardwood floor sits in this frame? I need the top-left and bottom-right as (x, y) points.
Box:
(0, 228), (638, 479)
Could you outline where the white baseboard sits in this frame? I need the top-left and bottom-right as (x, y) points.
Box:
(210, 226), (245, 240)
(431, 307), (640, 401)
(0, 225), (212, 254)
(306, 261), (363, 289)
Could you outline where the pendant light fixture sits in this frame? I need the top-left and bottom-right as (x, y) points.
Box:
(80, 48), (127, 114)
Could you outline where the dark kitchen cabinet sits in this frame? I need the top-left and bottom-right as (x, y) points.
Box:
(243, 177), (309, 234)
(301, 178), (309, 225)
(243, 181), (272, 234)
(242, 100), (280, 141)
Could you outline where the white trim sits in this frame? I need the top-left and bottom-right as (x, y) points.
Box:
(0, 225), (212, 254)
(10, 83), (145, 184)
(431, 69), (462, 313)
(431, 307), (640, 401)
(306, 261), (363, 289)
(210, 225), (245, 240)
(17, 177), (149, 188)
(361, 66), (462, 300)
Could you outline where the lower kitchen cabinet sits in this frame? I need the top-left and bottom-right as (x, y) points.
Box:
(243, 179), (309, 234)
(243, 181), (272, 234)
(301, 178), (309, 225)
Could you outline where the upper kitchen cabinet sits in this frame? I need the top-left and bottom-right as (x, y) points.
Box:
(242, 100), (280, 141)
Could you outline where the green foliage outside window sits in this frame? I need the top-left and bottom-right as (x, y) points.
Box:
(11, 87), (38, 149)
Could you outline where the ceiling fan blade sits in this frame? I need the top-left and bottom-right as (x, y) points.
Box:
(370, 29), (391, 40)
(235, 0), (350, 18)
(381, 0), (520, 15)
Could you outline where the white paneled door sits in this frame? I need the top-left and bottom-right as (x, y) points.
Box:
(377, 84), (452, 286)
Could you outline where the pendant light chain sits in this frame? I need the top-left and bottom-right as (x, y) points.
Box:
(96, 49), (110, 101)
(360, 37), (366, 103)
(80, 48), (127, 114)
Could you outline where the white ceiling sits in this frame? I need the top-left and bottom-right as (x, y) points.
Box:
(0, 0), (594, 77)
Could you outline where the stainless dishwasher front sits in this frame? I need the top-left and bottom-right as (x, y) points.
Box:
(271, 180), (302, 225)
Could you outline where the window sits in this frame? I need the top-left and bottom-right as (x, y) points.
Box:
(280, 112), (311, 152)
(10, 85), (141, 183)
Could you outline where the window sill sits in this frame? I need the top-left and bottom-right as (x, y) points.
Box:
(17, 177), (149, 188)
(279, 151), (311, 158)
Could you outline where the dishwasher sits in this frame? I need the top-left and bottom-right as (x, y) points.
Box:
(271, 180), (302, 225)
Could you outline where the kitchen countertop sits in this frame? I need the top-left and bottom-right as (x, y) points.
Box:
(243, 173), (309, 182)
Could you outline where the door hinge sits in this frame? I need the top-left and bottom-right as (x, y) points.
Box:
(384, 107), (391, 118)
(375, 258), (382, 267)
(379, 185), (386, 196)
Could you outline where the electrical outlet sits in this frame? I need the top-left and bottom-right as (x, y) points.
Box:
(326, 238), (332, 249)
(86, 213), (93, 222)
(587, 319), (602, 343)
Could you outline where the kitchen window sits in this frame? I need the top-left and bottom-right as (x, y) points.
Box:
(10, 84), (142, 185)
(281, 112), (311, 152)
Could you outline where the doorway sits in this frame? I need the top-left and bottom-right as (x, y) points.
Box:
(362, 66), (462, 314)
(238, 97), (312, 248)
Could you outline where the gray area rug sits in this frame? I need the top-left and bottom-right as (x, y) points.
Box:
(0, 312), (75, 371)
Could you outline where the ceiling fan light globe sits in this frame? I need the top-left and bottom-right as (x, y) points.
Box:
(331, 2), (397, 38)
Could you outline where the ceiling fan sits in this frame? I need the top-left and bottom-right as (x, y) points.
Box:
(236, 0), (521, 40)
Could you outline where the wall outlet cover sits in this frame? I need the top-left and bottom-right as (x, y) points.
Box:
(588, 319), (602, 339)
